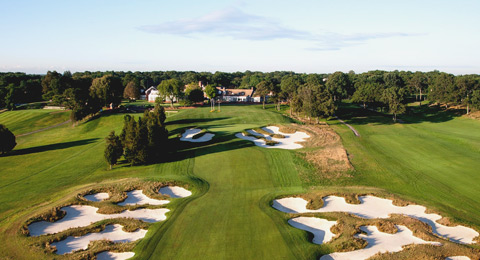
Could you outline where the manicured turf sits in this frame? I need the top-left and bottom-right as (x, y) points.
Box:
(0, 104), (479, 259)
(330, 104), (480, 227)
(0, 105), (320, 260)
(0, 109), (69, 135)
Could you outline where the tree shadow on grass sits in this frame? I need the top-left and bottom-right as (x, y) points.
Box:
(162, 129), (255, 164)
(7, 138), (99, 157)
(166, 117), (229, 126)
(337, 103), (464, 126)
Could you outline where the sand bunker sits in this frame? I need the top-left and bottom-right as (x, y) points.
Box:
(97, 251), (135, 260)
(158, 186), (192, 198)
(180, 128), (214, 142)
(118, 190), (169, 206)
(28, 205), (169, 236)
(445, 257), (471, 260)
(236, 126), (310, 150)
(273, 195), (479, 244)
(51, 224), (146, 254)
(320, 225), (440, 260)
(289, 217), (337, 244)
(84, 192), (109, 202)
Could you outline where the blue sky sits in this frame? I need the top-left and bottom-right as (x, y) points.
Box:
(1, 0), (479, 74)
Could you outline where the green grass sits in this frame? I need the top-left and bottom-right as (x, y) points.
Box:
(330, 104), (480, 227)
(0, 109), (70, 135)
(0, 105), (321, 260)
(1, 103), (479, 259)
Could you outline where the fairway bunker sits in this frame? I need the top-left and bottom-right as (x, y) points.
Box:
(273, 195), (479, 244)
(180, 128), (214, 142)
(51, 224), (146, 254)
(26, 183), (193, 257)
(84, 192), (109, 202)
(28, 205), (169, 236)
(96, 251), (135, 260)
(118, 190), (169, 206)
(159, 186), (192, 198)
(289, 217), (337, 244)
(236, 126), (310, 149)
(319, 225), (441, 260)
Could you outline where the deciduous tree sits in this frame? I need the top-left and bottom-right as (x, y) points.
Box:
(204, 84), (217, 110)
(381, 87), (406, 122)
(158, 79), (183, 108)
(123, 81), (140, 101)
(90, 75), (123, 107)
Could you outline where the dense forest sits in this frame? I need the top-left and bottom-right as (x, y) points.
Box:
(1, 70), (479, 122)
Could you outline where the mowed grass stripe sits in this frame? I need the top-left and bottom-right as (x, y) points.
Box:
(331, 107), (480, 227)
(142, 142), (297, 259)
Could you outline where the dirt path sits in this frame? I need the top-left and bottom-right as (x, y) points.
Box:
(16, 120), (71, 137)
(336, 117), (360, 137)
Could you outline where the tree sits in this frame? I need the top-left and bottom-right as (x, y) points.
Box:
(471, 89), (480, 110)
(119, 107), (168, 166)
(430, 73), (456, 107)
(41, 71), (63, 100)
(104, 131), (123, 169)
(326, 71), (352, 101)
(381, 87), (406, 122)
(204, 84), (217, 111)
(351, 82), (382, 109)
(297, 84), (335, 122)
(456, 75), (478, 114)
(90, 75), (124, 107)
(158, 79), (183, 108)
(4, 84), (20, 110)
(408, 72), (428, 105)
(280, 75), (299, 115)
(256, 80), (273, 109)
(0, 124), (16, 155)
(185, 84), (204, 103)
(123, 81), (140, 101)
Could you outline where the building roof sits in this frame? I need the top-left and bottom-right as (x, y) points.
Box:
(216, 87), (254, 97)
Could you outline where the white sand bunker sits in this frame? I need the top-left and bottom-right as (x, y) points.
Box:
(84, 192), (110, 202)
(97, 251), (135, 260)
(51, 224), (147, 254)
(159, 186), (192, 198)
(289, 217), (337, 244)
(180, 128), (214, 142)
(273, 195), (479, 244)
(235, 126), (310, 150)
(118, 190), (169, 206)
(320, 225), (441, 260)
(28, 205), (169, 236)
(446, 257), (471, 260)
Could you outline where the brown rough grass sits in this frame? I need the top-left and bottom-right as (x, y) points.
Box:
(282, 123), (354, 178)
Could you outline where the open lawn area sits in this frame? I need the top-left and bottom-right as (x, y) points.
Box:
(0, 104), (479, 259)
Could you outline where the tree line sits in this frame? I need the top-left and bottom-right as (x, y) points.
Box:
(2, 70), (480, 122)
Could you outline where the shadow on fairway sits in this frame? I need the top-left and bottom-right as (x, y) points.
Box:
(166, 117), (229, 126)
(336, 103), (464, 126)
(8, 138), (99, 157)
(163, 130), (255, 164)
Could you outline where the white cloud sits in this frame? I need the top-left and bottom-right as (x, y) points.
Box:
(138, 7), (421, 51)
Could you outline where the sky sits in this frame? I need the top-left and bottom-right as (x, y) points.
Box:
(0, 0), (479, 74)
